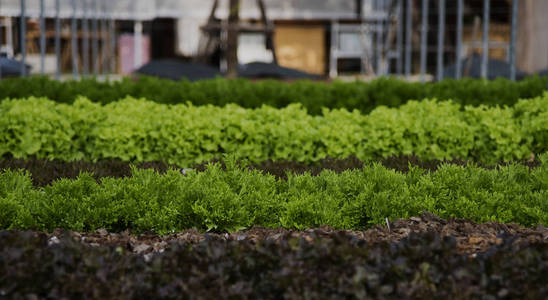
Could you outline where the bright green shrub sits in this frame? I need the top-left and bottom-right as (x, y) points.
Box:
(464, 105), (526, 162)
(111, 167), (191, 233)
(0, 169), (39, 229)
(2, 95), (548, 165)
(38, 174), (99, 231)
(513, 94), (548, 155)
(358, 100), (476, 158)
(0, 195), (20, 229)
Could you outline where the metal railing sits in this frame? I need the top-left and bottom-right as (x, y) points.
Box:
(1, 0), (117, 80)
(0, 0), (530, 82)
(329, 0), (522, 82)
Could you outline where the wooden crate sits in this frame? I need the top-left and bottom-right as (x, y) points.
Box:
(274, 24), (326, 75)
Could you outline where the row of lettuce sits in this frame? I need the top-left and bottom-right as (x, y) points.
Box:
(1, 158), (547, 233)
(1, 95), (548, 166)
(0, 75), (546, 114)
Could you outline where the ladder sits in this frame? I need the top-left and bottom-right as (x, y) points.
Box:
(195, 0), (277, 73)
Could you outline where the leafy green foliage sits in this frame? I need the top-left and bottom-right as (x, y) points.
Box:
(2, 95), (548, 166)
(1, 158), (548, 233)
(1, 154), (542, 187)
(0, 75), (546, 114)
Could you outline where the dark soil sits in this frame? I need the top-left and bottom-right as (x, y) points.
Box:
(1, 155), (542, 186)
(42, 212), (548, 258)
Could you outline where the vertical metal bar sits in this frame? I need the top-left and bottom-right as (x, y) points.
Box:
(20, 0), (26, 77)
(481, 0), (490, 79)
(257, 0), (277, 64)
(456, 0), (463, 79)
(219, 19), (228, 73)
(226, 0), (240, 78)
(396, 0), (403, 75)
(376, 21), (383, 75)
(509, 0), (518, 81)
(405, 0), (412, 78)
(329, 21), (338, 78)
(101, 0), (108, 76)
(382, 0), (392, 75)
(420, 0), (428, 82)
(55, 0), (61, 79)
(6, 18), (14, 57)
(40, 0), (46, 75)
(92, 1), (99, 75)
(436, 0), (445, 81)
(110, 19), (116, 74)
(134, 21), (143, 70)
(82, 0), (89, 77)
(360, 24), (366, 74)
(71, 0), (79, 78)
(98, 0), (103, 75)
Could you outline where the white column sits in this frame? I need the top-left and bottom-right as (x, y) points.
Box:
(134, 20), (143, 69)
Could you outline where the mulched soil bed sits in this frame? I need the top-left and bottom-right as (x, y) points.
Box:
(42, 212), (548, 258)
(4, 213), (548, 299)
(1, 155), (542, 186)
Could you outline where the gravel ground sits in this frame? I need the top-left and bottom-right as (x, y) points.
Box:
(40, 212), (548, 259)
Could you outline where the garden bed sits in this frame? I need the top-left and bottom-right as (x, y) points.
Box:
(1, 155), (542, 186)
(2, 160), (548, 233)
(39, 212), (548, 257)
(2, 76), (548, 298)
(2, 213), (548, 299)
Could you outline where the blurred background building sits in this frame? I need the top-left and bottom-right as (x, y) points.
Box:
(0, 0), (547, 80)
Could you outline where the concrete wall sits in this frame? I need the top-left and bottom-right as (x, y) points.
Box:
(0, 0), (358, 20)
(517, 0), (548, 73)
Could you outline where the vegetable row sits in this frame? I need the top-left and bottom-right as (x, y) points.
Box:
(1, 95), (548, 165)
(1, 75), (546, 114)
(0, 155), (542, 187)
(2, 158), (547, 233)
